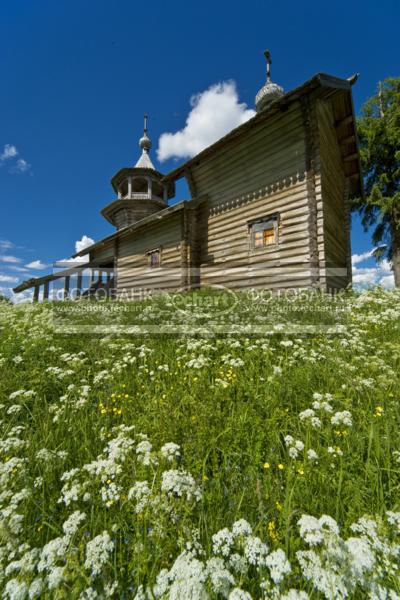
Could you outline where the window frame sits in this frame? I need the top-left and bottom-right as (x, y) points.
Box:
(146, 248), (161, 268)
(248, 214), (279, 251)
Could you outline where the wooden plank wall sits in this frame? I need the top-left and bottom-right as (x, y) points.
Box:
(316, 99), (350, 290)
(90, 241), (115, 263)
(189, 102), (315, 290)
(115, 213), (183, 297)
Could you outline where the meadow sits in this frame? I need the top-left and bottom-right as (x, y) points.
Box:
(0, 287), (399, 599)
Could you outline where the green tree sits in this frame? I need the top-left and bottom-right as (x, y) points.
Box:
(354, 77), (400, 287)
(0, 293), (11, 304)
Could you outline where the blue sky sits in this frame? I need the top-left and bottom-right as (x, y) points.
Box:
(0, 0), (399, 297)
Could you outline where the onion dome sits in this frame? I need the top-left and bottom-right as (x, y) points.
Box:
(135, 114), (155, 169)
(255, 49), (284, 112)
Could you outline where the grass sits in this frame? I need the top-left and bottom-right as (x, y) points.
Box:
(0, 287), (399, 598)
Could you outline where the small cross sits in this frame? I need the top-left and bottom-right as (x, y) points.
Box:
(144, 114), (148, 134)
(264, 49), (272, 81)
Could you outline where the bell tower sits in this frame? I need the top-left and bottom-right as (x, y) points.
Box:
(101, 116), (175, 229)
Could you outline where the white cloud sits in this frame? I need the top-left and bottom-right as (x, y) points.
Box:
(157, 81), (255, 162)
(0, 144), (31, 174)
(0, 255), (21, 263)
(0, 144), (18, 162)
(0, 274), (19, 283)
(351, 249), (375, 266)
(352, 252), (394, 288)
(25, 260), (48, 270)
(75, 235), (94, 254)
(13, 159), (31, 173)
(0, 240), (14, 250)
(7, 266), (30, 273)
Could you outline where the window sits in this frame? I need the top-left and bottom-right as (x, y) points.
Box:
(148, 249), (161, 268)
(250, 216), (278, 249)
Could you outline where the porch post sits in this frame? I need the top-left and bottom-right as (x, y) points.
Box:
(63, 275), (70, 300)
(43, 281), (49, 301)
(128, 176), (132, 198)
(76, 271), (83, 298)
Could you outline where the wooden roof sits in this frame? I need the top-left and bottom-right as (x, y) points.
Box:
(73, 197), (205, 258)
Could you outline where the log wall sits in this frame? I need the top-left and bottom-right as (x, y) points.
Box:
(316, 98), (351, 290)
(115, 212), (183, 297)
(188, 102), (315, 290)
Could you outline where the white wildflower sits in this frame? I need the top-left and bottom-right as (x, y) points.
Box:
(205, 557), (235, 596)
(160, 442), (181, 462)
(28, 579), (44, 599)
(4, 579), (28, 600)
(84, 531), (114, 576)
(386, 511), (400, 530)
(128, 481), (151, 513)
(136, 440), (153, 466)
(265, 548), (291, 584)
(161, 469), (202, 502)
(345, 537), (375, 577)
(228, 588), (253, 600)
(212, 528), (235, 557)
(48, 565), (65, 589)
(244, 536), (269, 567)
(307, 449), (318, 462)
(232, 519), (253, 538)
(62, 510), (86, 538)
(280, 590), (310, 599)
(331, 411), (353, 427)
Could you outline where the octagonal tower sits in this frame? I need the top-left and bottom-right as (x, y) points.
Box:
(101, 116), (175, 229)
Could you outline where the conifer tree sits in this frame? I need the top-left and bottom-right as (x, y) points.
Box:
(354, 77), (400, 286)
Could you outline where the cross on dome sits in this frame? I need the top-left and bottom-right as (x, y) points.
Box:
(255, 49), (284, 113)
(135, 114), (155, 169)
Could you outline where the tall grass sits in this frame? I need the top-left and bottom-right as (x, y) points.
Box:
(0, 288), (399, 598)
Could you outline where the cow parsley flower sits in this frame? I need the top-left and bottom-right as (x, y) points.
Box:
(331, 411), (352, 427)
(244, 536), (269, 567)
(28, 578), (44, 599)
(38, 536), (68, 572)
(298, 514), (339, 546)
(285, 436), (304, 459)
(4, 579), (28, 600)
(136, 440), (153, 466)
(232, 519), (253, 538)
(62, 510), (86, 538)
(84, 531), (114, 576)
(345, 537), (375, 577)
(280, 591), (310, 600)
(228, 588), (253, 600)
(160, 442), (181, 462)
(265, 548), (291, 583)
(205, 557), (235, 596)
(48, 565), (65, 590)
(299, 409), (321, 428)
(161, 469), (202, 502)
(128, 481), (151, 513)
(212, 528), (235, 557)
(386, 511), (400, 530)
(307, 449), (318, 462)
